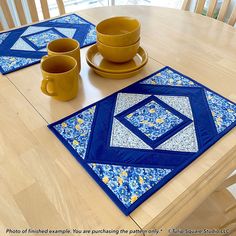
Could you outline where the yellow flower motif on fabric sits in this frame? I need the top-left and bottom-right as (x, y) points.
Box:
(77, 118), (84, 124)
(156, 118), (164, 124)
(149, 108), (156, 113)
(211, 111), (215, 116)
(61, 122), (67, 128)
(75, 124), (80, 130)
(130, 195), (138, 204)
(102, 176), (109, 184)
(169, 78), (174, 84)
(216, 117), (222, 126)
(89, 108), (95, 114)
(151, 81), (157, 85)
(148, 122), (154, 127)
(73, 140), (79, 146)
(121, 171), (128, 177)
(189, 81), (194, 85)
(127, 113), (133, 118)
(228, 109), (234, 113)
(156, 73), (161, 76)
(139, 176), (144, 184)
(140, 120), (148, 124)
(118, 177), (123, 186)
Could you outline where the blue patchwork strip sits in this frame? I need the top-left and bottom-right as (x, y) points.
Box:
(0, 14), (96, 75)
(48, 66), (236, 215)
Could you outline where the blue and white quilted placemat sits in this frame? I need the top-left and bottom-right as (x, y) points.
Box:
(0, 14), (96, 74)
(48, 67), (236, 215)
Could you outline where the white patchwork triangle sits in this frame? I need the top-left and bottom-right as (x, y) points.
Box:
(114, 93), (151, 115)
(156, 123), (198, 152)
(55, 27), (77, 38)
(11, 38), (35, 51)
(21, 26), (51, 36)
(156, 95), (193, 119)
(110, 118), (151, 150)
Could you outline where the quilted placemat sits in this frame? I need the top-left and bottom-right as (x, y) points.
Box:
(0, 14), (96, 74)
(48, 67), (236, 215)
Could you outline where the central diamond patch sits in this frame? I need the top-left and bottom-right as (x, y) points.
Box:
(22, 28), (66, 50)
(125, 100), (183, 141)
(116, 96), (192, 149)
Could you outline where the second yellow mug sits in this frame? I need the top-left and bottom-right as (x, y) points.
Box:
(40, 55), (79, 101)
(47, 38), (81, 73)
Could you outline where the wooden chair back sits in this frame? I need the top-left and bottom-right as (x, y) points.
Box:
(182, 0), (236, 26)
(0, 0), (66, 29)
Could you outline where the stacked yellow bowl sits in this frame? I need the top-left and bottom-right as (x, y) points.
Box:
(96, 16), (140, 63)
(86, 16), (148, 79)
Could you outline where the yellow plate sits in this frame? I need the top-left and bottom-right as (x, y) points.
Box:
(92, 65), (146, 79)
(86, 44), (148, 74)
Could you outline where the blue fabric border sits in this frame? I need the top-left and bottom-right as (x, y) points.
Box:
(48, 66), (236, 215)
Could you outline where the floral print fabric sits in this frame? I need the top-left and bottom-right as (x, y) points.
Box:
(141, 68), (199, 87)
(82, 25), (97, 46)
(0, 56), (39, 73)
(50, 14), (88, 25)
(125, 100), (183, 141)
(205, 90), (236, 133)
(54, 106), (96, 159)
(24, 29), (64, 49)
(89, 163), (172, 208)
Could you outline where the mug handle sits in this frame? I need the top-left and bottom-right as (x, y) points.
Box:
(41, 77), (57, 96)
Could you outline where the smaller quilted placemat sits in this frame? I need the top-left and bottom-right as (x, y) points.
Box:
(0, 14), (96, 74)
(48, 67), (236, 215)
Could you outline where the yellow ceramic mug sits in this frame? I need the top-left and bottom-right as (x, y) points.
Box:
(40, 55), (79, 101)
(47, 38), (81, 73)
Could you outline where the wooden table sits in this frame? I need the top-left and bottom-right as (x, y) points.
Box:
(1, 6), (236, 236)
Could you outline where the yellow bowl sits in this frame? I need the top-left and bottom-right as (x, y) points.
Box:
(96, 16), (140, 47)
(97, 39), (140, 63)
